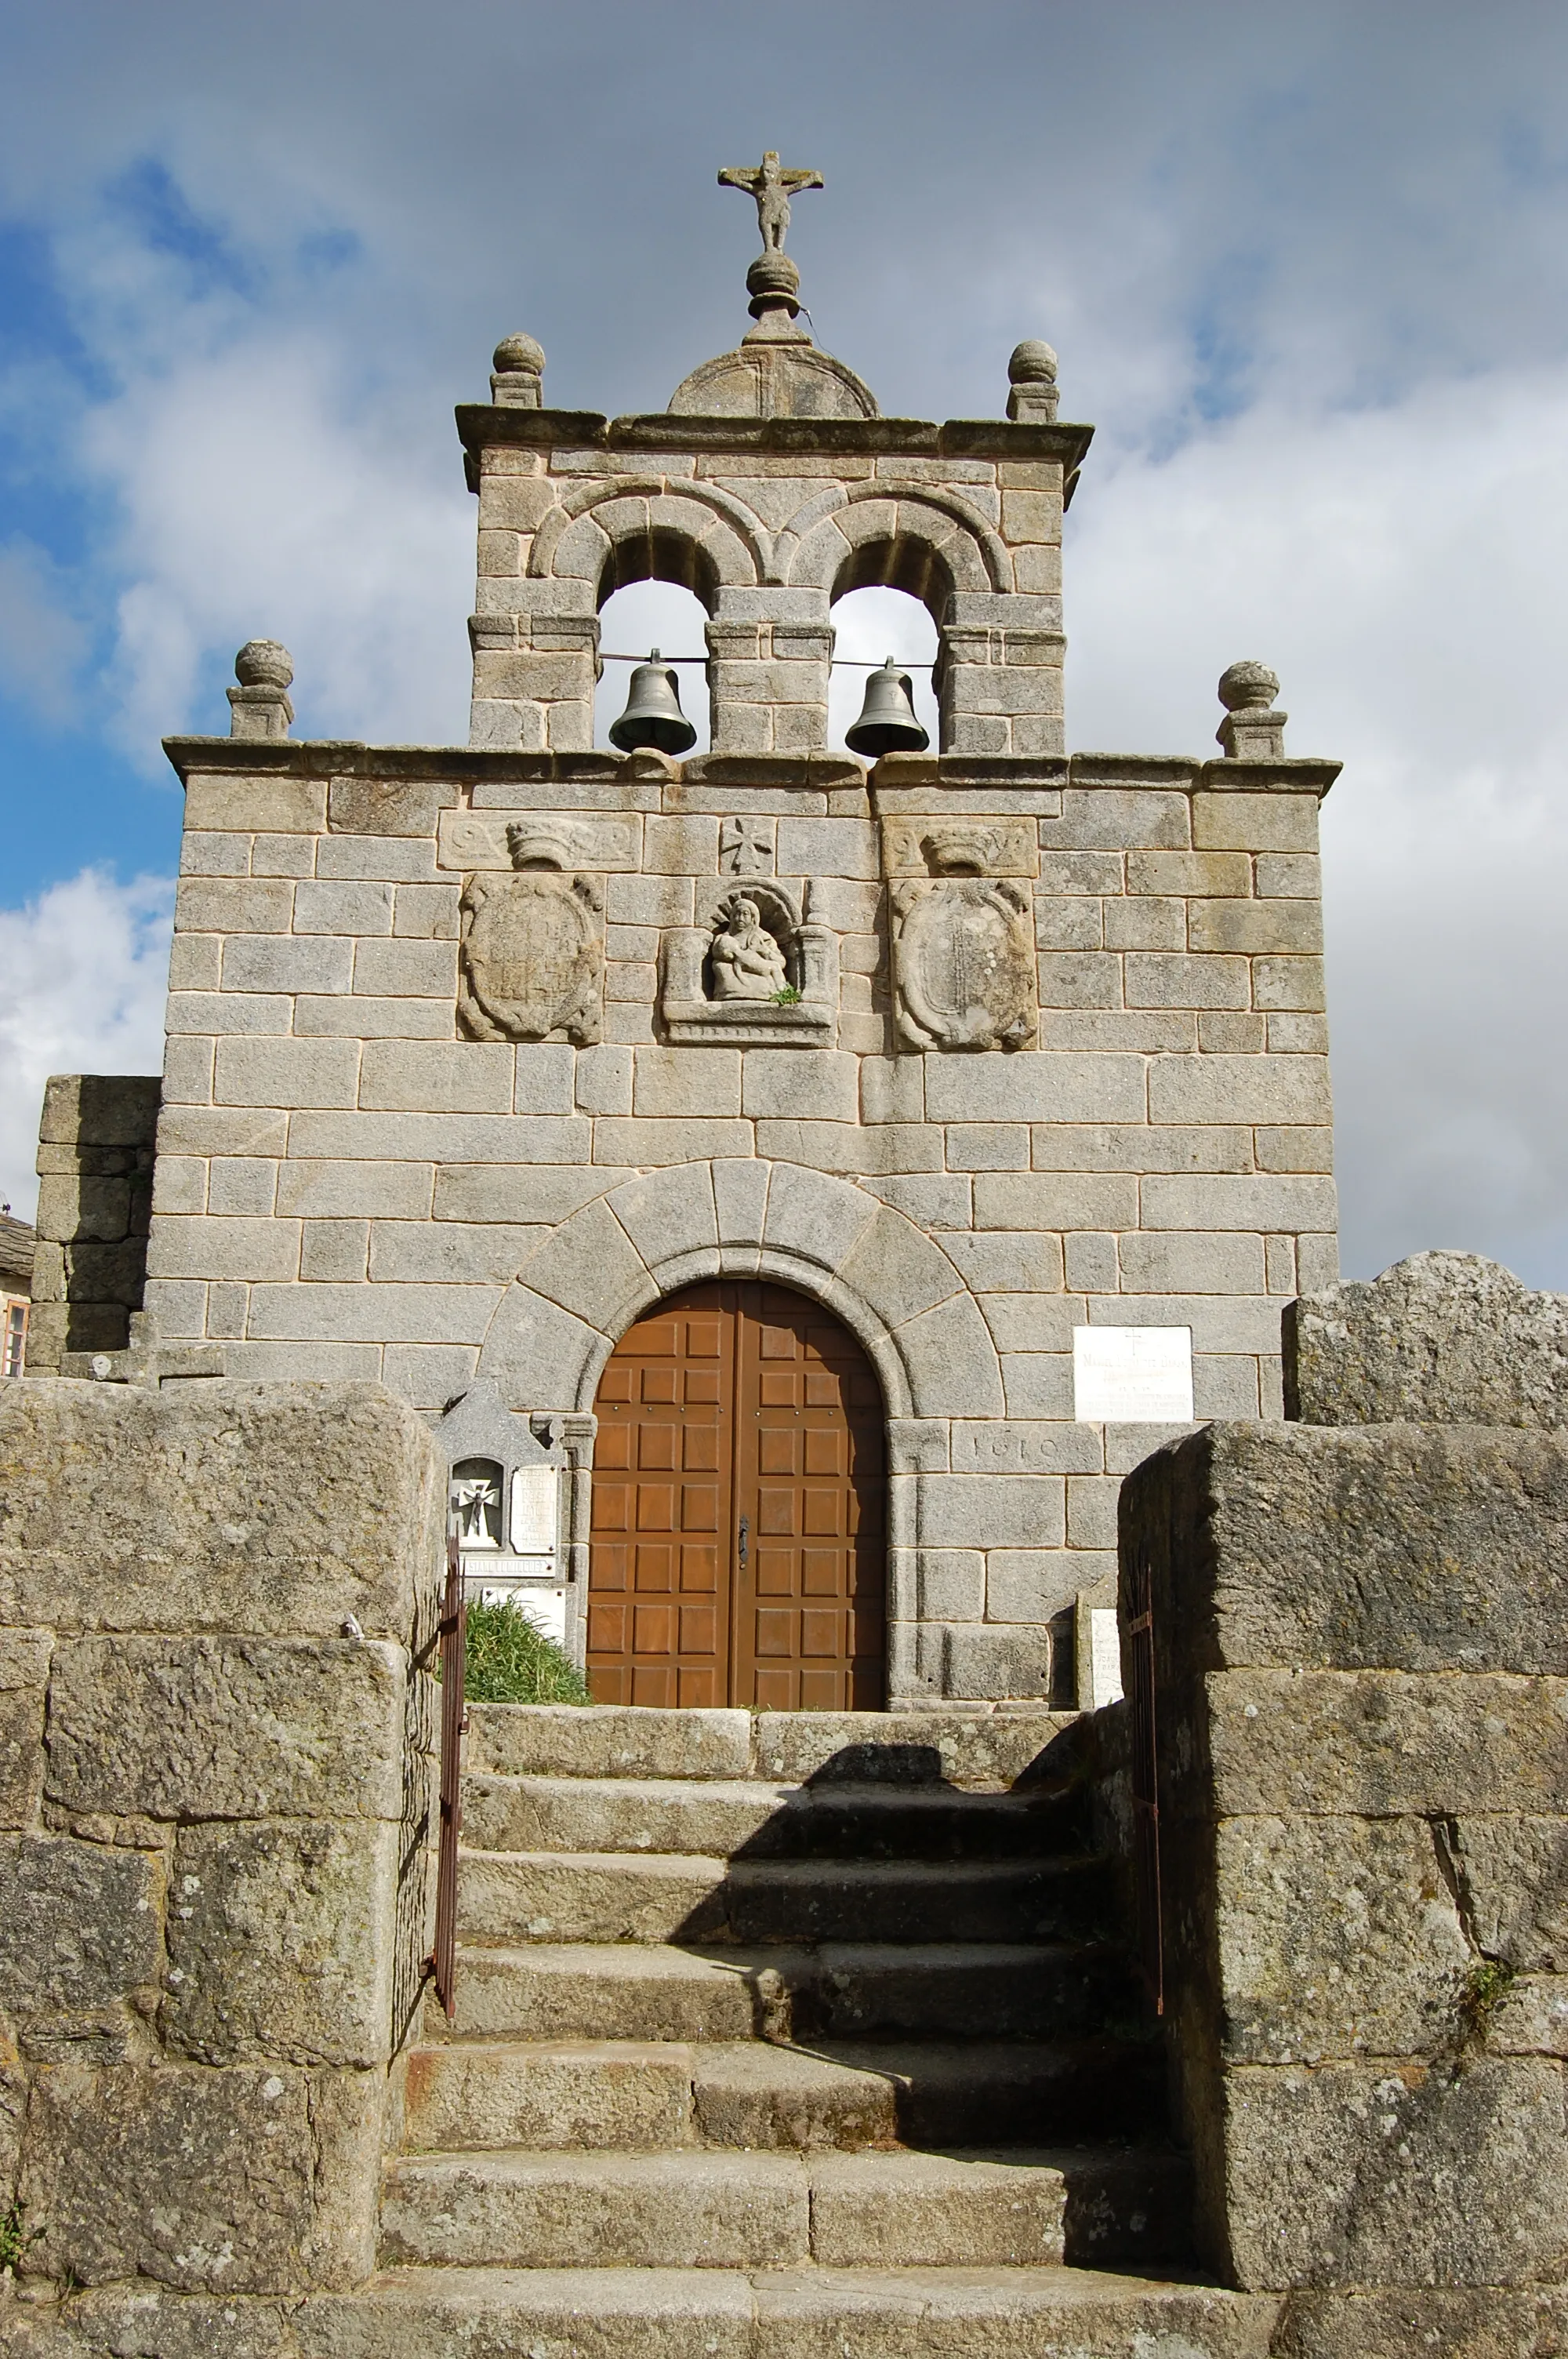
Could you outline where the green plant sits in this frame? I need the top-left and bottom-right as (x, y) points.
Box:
(1457, 1957), (1516, 2046)
(0, 2200), (43, 2272)
(771, 983), (802, 1005)
(464, 1598), (592, 1704)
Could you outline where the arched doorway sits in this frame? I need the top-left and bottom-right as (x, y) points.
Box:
(587, 1281), (885, 1710)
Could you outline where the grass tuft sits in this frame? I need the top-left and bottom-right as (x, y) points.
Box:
(0, 2200), (43, 2273)
(463, 1597), (592, 1704)
(1457, 1957), (1516, 2047)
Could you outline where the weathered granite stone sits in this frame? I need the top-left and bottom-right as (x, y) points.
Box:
(1211, 1815), (1470, 2063)
(1485, 1972), (1568, 2056)
(1214, 2056), (1568, 2290)
(45, 1636), (405, 1822)
(1446, 1814), (1568, 1972)
(0, 1629), (49, 1827)
(17, 2062), (380, 2292)
(1121, 1419), (1568, 1677)
(162, 1818), (397, 2069)
(1131, 1404), (1568, 2292)
(2, 2288), (294, 2359)
(0, 1836), (162, 2025)
(0, 2059), (24, 2202)
(0, 1383), (442, 1641)
(1286, 1250), (1568, 1427)
(1202, 1669), (1568, 1819)
(1271, 2286), (1568, 2357)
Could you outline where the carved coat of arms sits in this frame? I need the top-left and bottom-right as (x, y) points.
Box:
(459, 856), (604, 1045)
(891, 874), (1036, 1052)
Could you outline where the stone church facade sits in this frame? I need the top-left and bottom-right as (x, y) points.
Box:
(85, 229), (1336, 1709)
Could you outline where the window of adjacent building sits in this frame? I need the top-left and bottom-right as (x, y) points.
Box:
(2, 1299), (26, 1378)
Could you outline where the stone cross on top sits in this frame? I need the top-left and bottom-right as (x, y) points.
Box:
(717, 152), (823, 253)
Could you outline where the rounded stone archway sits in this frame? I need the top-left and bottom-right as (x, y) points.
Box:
(476, 1158), (1001, 1424)
(476, 1159), (1004, 1709)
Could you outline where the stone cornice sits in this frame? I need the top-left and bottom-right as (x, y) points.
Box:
(162, 738), (1341, 798)
(453, 404), (1097, 482)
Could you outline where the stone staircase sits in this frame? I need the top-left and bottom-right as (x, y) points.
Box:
(359, 1704), (1272, 2356)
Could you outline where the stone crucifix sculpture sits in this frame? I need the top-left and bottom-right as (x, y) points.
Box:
(717, 152), (823, 253)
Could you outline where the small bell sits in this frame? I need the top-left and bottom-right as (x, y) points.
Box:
(609, 649), (697, 756)
(845, 657), (929, 758)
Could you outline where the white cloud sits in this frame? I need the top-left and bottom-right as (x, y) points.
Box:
(0, 872), (172, 1219)
(1066, 363), (1568, 1285)
(0, 538), (86, 723)
(83, 335), (474, 758)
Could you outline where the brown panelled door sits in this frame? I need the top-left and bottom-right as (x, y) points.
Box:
(588, 1282), (885, 1709)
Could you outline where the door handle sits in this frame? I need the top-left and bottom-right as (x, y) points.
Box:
(738, 1515), (750, 1569)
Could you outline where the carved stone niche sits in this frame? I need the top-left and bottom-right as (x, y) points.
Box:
(459, 817), (604, 1045)
(661, 880), (838, 1047)
(885, 822), (1037, 1054)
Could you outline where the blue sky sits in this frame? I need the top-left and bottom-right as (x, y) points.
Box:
(2, 1), (1568, 1284)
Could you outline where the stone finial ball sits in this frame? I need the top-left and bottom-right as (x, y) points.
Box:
(1008, 339), (1058, 385)
(1218, 660), (1279, 712)
(234, 639), (294, 689)
(492, 333), (545, 376)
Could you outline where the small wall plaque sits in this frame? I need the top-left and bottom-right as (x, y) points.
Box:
(1073, 1326), (1193, 1423)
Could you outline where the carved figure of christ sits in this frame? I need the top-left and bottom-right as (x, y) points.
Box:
(717, 152), (824, 253)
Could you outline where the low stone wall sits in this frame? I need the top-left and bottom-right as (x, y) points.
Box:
(1124, 1253), (1568, 2301)
(26, 1078), (161, 1374)
(0, 1376), (442, 2296)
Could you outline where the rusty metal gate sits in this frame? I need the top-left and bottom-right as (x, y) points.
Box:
(427, 1536), (465, 2023)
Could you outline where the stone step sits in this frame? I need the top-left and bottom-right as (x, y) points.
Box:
(379, 2143), (1191, 2271)
(457, 1850), (1113, 1946)
(401, 2037), (1165, 2155)
(435, 1939), (1139, 2045)
(460, 1774), (1083, 1860)
(466, 1703), (1077, 1790)
(307, 2266), (1275, 2358)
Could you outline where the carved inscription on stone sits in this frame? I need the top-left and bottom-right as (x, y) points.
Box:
(459, 819), (604, 1044)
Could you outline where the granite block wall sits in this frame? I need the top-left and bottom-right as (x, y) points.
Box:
(0, 1377), (443, 2294)
(130, 736), (1338, 1702)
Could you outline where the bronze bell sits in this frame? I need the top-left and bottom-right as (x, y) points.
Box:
(609, 649), (697, 756)
(845, 657), (929, 757)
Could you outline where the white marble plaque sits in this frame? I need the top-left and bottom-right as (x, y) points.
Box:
(510, 1466), (560, 1551)
(1087, 1609), (1124, 1707)
(1073, 1326), (1193, 1423)
(465, 1561), (567, 1647)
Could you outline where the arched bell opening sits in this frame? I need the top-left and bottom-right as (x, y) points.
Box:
(585, 1279), (887, 1711)
(593, 577), (712, 754)
(598, 525), (723, 613)
(828, 580), (940, 753)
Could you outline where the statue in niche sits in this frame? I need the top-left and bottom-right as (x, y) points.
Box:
(660, 878), (837, 1045)
(710, 895), (789, 1000)
(459, 818), (604, 1045)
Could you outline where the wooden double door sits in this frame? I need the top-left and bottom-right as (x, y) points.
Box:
(587, 1282), (885, 1710)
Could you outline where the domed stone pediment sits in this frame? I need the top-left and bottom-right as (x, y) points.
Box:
(669, 329), (878, 420)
